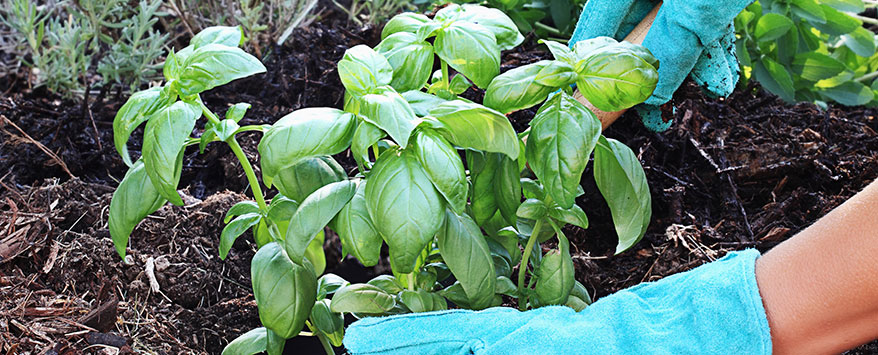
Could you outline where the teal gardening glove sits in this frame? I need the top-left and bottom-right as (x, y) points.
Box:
(569, 0), (753, 131)
(344, 250), (772, 354)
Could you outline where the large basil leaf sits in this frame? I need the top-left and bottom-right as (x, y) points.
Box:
(220, 212), (262, 260)
(576, 45), (659, 112)
(429, 101), (519, 159)
(381, 13), (432, 39)
(304, 230), (327, 275)
(483, 61), (556, 114)
(191, 26), (244, 49)
(258, 108), (356, 185)
(468, 150), (499, 226)
(495, 154), (521, 225)
(251, 242), (317, 339)
(108, 160), (167, 258)
(284, 180), (357, 263)
(434, 21), (500, 88)
(526, 93), (600, 209)
(222, 327), (267, 355)
(594, 136), (651, 254)
(376, 32), (434, 92)
(359, 87), (418, 148)
(330, 284), (396, 314)
(141, 100), (201, 206)
(273, 156), (347, 202)
(413, 129), (467, 214)
(113, 87), (173, 167)
(401, 90), (448, 117)
(541, 40), (576, 64)
(535, 61), (577, 87)
(365, 148), (445, 273)
(435, 4), (524, 51)
(437, 210), (496, 309)
(177, 44), (266, 96)
(351, 120), (385, 170)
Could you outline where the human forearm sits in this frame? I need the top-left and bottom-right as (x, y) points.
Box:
(756, 179), (878, 354)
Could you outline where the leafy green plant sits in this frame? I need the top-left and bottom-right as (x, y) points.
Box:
(736, 0), (878, 106)
(109, 6), (657, 354)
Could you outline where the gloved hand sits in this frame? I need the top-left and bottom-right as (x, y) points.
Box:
(569, 0), (753, 131)
(344, 250), (771, 354)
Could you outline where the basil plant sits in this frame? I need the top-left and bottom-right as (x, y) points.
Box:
(109, 5), (659, 355)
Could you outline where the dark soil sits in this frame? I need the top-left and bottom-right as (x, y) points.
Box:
(2, 6), (878, 354)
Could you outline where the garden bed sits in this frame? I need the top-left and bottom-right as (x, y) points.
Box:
(1, 5), (877, 354)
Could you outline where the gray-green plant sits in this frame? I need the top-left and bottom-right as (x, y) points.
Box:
(109, 6), (657, 354)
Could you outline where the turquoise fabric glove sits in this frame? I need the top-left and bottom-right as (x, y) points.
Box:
(569, 0), (752, 131)
(344, 250), (772, 354)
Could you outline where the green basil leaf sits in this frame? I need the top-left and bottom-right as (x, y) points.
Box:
(359, 87), (419, 148)
(400, 289), (434, 313)
(571, 36), (616, 60)
(251, 242), (317, 339)
(332, 180), (382, 267)
(549, 204), (588, 229)
(820, 81), (874, 106)
(305, 230), (326, 275)
(791, 52), (846, 81)
(429, 100), (519, 159)
(570, 280), (592, 305)
(266, 329), (285, 355)
(413, 129), (468, 214)
(284, 180), (357, 263)
(225, 200), (261, 223)
(365, 148), (445, 273)
(754, 13), (793, 42)
(351, 120), (385, 171)
(576, 45), (659, 112)
(752, 58), (795, 102)
(842, 27), (877, 57)
(113, 87), (173, 167)
(440, 282), (471, 308)
(449, 74), (472, 95)
(401, 90), (448, 117)
(310, 299), (344, 347)
(533, 235), (573, 306)
(376, 32), (434, 92)
(366, 275), (404, 295)
(539, 40), (576, 64)
(496, 276), (517, 295)
(226, 102), (251, 122)
(268, 195), (299, 222)
(108, 160), (167, 258)
(495, 154), (521, 226)
(220, 212), (262, 260)
(526, 92), (600, 209)
(791, 0), (826, 23)
(434, 21), (500, 88)
(437, 209), (496, 309)
(484, 61), (556, 114)
(338, 45), (394, 95)
(142, 101), (201, 206)
(330, 284), (396, 314)
(258, 108), (356, 185)
(317, 274), (349, 299)
(222, 327), (267, 355)
(594, 136), (651, 254)
(821, 0), (865, 13)
(436, 4), (524, 51)
(810, 5), (861, 36)
(382, 12), (432, 39)
(177, 44), (266, 96)
(467, 150), (499, 226)
(274, 156), (347, 203)
(213, 119), (240, 142)
(535, 61), (578, 87)
(521, 178), (545, 200)
(191, 26), (244, 49)
(516, 198), (547, 221)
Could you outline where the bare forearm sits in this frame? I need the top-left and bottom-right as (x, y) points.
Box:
(756, 179), (878, 354)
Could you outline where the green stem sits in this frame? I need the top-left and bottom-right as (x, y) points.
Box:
(197, 98), (221, 125)
(534, 22), (562, 36)
(852, 13), (878, 26)
(408, 272), (416, 291)
(227, 137), (268, 211)
(518, 218), (545, 311)
(441, 59), (450, 89)
(306, 320), (335, 355)
(372, 144), (380, 161)
(855, 70), (878, 83)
